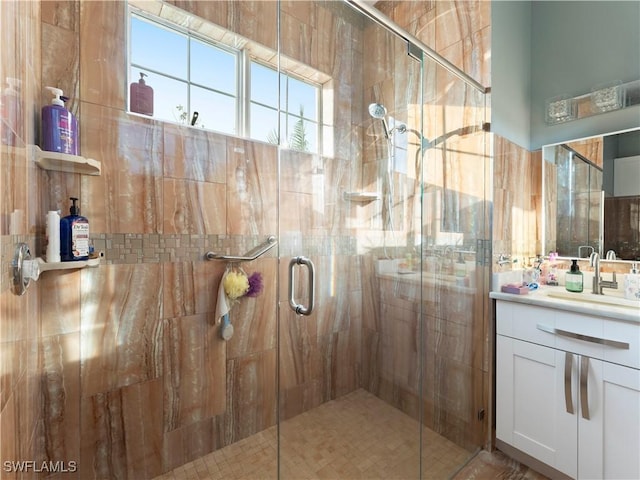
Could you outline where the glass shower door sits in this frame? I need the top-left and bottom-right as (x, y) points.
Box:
(275, 2), (488, 479)
(276, 2), (425, 478)
(419, 53), (490, 477)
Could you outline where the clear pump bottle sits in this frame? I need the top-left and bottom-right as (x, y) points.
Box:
(565, 259), (583, 293)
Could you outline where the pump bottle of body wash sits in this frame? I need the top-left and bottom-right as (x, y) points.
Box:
(130, 72), (154, 116)
(60, 197), (89, 261)
(1, 78), (22, 146)
(565, 259), (583, 292)
(42, 86), (78, 155)
(624, 263), (640, 300)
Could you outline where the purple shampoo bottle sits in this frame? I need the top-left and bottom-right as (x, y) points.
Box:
(42, 86), (78, 155)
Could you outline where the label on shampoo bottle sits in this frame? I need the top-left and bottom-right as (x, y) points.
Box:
(71, 221), (89, 258)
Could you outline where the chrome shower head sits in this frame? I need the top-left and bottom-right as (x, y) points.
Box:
(368, 103), (390, 138)
(368, 103), (387, 119)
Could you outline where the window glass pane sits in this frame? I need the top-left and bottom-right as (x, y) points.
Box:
(190, 85), (236, 135)
(250, 104), (279, 144)
(279, 75), (288, 111)
(131, 16), (187, 79)
(303, 121), (317, 153)
(288, 76), (317, 120)
(190, 39), (236, 94)
(286, 113), (316, 153)
(251, 62), (278, 108)
(131, 68), (188, 122)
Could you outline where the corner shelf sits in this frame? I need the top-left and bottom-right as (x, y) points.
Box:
(32, 145), (101, 176)
(36, 255), (101, 272)
(11, 243), (103, 296)
(343, 192), (381, 203)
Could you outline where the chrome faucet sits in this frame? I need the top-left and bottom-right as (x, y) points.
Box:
(496, 253), (511, 266)
(590, 252), (601, 294)
(590, 252), (618, 295)
(605, 250), (617, 260)
(578, 245), (595, 259)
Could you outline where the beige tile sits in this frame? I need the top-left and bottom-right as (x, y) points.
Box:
(80, 102), (163, 234)
(225, 257), (277, 358)
(80, 1), (126, 110)
(162, 178), (226, 234)
(163, 124), (227, 183)
(162, 261), (226, 319)
(80, 264), (163, 395)
(80, 379), (164, 480)
(224, 349), (277, 444)
(40, 332), (81, 472)
(225, 138), (277, 236)
(163, 313), (226, 432)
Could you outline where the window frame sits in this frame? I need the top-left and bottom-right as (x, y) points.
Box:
(128, 10), (241, 134)
(127, 7), (323, 154)
(247, 59), (321, 152)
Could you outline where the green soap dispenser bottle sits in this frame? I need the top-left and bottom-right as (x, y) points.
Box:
(60, 197), (89, 261)
(565, 259), (583, 292)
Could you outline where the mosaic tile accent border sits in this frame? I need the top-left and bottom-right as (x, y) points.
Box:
(95, 233), (357, 264)
(0, 234), (358, 294)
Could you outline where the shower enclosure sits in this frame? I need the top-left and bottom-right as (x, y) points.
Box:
(0, 1), (490, 479)
(267, 1), (490, 477)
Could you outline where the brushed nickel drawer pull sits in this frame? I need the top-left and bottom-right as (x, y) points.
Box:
(565, 352), (574, 414)
(536, 324), (630, 350)
(580, 356), (590, 420)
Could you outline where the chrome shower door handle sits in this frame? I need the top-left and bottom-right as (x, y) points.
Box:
(288, 256), (315, 316)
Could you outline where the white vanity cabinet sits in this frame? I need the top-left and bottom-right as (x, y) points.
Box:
(495, 300), (640, 480)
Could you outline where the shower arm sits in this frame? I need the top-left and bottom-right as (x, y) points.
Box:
(205, 236), (277, 262)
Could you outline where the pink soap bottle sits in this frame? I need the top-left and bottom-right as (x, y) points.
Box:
(130, 72), (153, 116)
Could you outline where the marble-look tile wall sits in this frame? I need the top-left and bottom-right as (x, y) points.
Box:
(493, 138), (542, 264)
(0, 2), (43, 479)
(1, 0), (364, 478)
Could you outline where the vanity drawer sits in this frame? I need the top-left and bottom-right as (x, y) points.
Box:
(603, 320), (640, 369)
(496, 300), (639, 368)
(496, 301), (557, 349)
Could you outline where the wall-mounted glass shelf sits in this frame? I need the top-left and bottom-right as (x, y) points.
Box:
(343, 192), (381, 202)
(32, 145), (101, 175)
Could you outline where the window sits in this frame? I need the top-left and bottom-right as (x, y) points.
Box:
(128, 9), (322, 154)
(249, 62), (319, 153)
(129, 13), (238, 135)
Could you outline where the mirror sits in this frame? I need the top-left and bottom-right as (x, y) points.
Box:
(542, 127), (640, 261)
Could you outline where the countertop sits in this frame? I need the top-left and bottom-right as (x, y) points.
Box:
(490, 286), (640, 323)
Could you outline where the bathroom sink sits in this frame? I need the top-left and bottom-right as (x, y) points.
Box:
(546, 290), (640, 310)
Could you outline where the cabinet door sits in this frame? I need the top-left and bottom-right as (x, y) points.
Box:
(496, 336), (577, 477)
(579, 358), (640, 480)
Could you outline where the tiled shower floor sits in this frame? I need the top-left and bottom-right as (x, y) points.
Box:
(154, 389), (470, 480)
